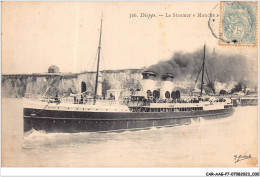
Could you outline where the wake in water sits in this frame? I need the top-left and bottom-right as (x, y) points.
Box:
(191, 117), (200, 124)
(23, 129), (95, 150)
(24, 128), (47, 137)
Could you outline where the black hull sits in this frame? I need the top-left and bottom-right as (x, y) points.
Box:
(24, 108), (234, 133)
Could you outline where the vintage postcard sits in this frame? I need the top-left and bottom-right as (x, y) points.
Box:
(1, 1), (258, 170)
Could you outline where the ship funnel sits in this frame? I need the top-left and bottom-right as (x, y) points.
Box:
(141, 71), (156, 96)
(160, 73), (174, 99)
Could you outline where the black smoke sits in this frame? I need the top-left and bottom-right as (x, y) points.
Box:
(147, 47), (256, 88)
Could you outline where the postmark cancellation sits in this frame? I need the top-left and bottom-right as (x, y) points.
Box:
(219, 1), (257, 47)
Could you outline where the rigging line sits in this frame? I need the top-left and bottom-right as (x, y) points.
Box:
(40, 76), (61, 97)
(193, 54), (204, 86)
(190, 54), (203, 82)
(194, 64), (203, 87)
(205, 66), (211, 83)
(35, 102), (50, 115)
(101, 47), (112, 73)
(210, 54), (215, 82)
(91, 48), (99, 72)
(94, 15), (103, 100)
(100, 48), (106, 72)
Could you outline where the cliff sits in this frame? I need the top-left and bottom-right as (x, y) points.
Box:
(1, 69), (143, 98)
(2, 67), (256, 98)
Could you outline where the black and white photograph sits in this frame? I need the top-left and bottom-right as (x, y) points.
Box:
(1, 1), (258, 171)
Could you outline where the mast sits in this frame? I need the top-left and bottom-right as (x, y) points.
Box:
(94, 16), (103, 101)
(200, 44), (206, 97)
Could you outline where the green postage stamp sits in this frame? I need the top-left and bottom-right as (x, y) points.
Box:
(219, 1), (257, 47)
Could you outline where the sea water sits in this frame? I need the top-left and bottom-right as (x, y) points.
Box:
(1, 98), (258, 167)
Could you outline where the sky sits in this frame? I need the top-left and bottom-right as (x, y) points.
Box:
(2, 1), (258, 74)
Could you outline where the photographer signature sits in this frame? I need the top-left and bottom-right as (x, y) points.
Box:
(234, 154), (252, 163)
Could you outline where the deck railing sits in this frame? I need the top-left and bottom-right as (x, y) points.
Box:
(24, 93), (124, 106)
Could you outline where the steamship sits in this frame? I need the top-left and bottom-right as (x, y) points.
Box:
(23, 17), (234, 133)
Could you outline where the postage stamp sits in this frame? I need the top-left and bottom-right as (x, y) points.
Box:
(219, 1), (258, 47)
